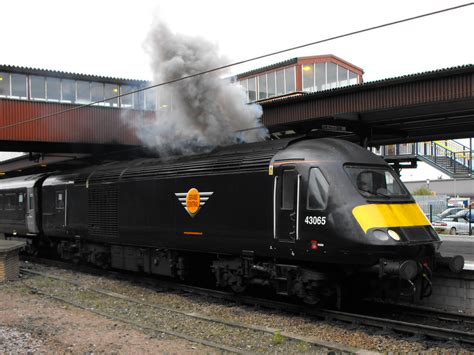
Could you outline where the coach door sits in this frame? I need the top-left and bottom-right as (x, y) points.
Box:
(26, 188), (39, 234)
(274, 167), (300, 242)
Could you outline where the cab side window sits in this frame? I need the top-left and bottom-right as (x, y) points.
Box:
(307, 168), (329, 210)
(56, 191), (65, 209)
(281, 169), (297, 210)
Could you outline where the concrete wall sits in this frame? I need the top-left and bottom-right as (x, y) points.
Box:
(420, 271), (474, 313)
(405, 178), (474, 198)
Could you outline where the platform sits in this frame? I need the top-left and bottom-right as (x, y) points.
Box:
(0, 240), (25, 282)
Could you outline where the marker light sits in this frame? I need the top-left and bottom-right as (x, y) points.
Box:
(372, 229), (389, 241)
(310, 240), (318, 250)
(388, 229), (401, 241)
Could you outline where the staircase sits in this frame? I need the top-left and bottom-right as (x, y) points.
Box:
(379, 140), (473, 178)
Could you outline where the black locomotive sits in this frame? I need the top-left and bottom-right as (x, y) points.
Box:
(0, 137), (463, 305)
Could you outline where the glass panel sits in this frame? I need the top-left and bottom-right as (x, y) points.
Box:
(267, 72), (276, 98)
(5, 193), (16, 210)
(281, 170), (296, 210)
(134, 88), (145, 110)
(76, 81), (90, 103)
(276, 69), (284, 96)
(90, 82), (104, 103)
(327, 62), (337, 89)
(120, 85), (134, 108)
(0, 195), (3, 210)
(11, 74), (27, 99)
(144, 88), (157, 111)
(61, 79), (75, 102)
(30, 76), (46, 100)
(0, 72), (10, 97)
(258, 75), (267, 100)
(349, 71), (358, 85)
(285, 67), (295, 93)
(104, 84), (119, 107)
(338, 65), (348, 87)
(247, 77), (256, 102)
(315, 63), (326, 91)
(46, 77), (61, 101)
(56, 191), (64, 209)
(157, 87), (172, 111)
(345, 165), (409, 198)
(307, 168), (329, 210)
(302, 64), (314, 92)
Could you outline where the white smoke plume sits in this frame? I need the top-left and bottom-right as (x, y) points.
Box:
(127, 20), (267, 156)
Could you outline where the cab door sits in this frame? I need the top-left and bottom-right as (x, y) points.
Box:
(274, 167), (300, 242)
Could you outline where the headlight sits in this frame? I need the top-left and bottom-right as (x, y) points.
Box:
(372, 229), (389, 241)
(388, 229), (401, 241)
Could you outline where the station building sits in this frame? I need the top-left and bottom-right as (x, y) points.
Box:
(236, 55), (364, 102)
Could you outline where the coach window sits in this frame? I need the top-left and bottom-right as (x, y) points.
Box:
(285, 67), (295, 93)
(5, 193), (16, 210)
(61, 79), (75, 102)
(56, 191), (65, 209)
(307, 168), (329, 210)
(46, 77), (61, 101)
(0, 72), (11, 97)
(104, 84), (119, 107)
(281, 170), (297, 210)
(91, 82), (104, 104)
(0, 194), (3, 210)
(11, 74), (27, 99)
(30, 76), (46, 100)
(28, 193), (34, 210)
(18, 193), (24, 210)
(76, 81), (91, 104)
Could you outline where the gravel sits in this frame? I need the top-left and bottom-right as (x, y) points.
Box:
(0, 326), (43, 353)
(15, 261), (474, 353)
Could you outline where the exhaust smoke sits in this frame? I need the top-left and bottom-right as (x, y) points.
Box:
(125, 21), (267, 156)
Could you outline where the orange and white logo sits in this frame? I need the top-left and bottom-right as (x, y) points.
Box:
(175, 188), (213, 217)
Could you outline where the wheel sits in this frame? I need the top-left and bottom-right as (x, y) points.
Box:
(449, 227), (456, 235)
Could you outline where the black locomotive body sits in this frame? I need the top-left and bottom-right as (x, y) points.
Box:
(0, 137), (462, 304)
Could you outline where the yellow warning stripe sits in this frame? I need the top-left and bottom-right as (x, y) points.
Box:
(352, 203), (430, 233)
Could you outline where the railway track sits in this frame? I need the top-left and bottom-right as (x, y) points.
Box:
(20, 258), (474, 348)
(19, 267), (365, 354)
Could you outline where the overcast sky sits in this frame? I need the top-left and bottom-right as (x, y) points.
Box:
(1, 0), (473, 180)
(2, 0), (472, 81)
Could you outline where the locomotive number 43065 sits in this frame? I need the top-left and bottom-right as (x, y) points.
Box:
(304, 216), (327, 225)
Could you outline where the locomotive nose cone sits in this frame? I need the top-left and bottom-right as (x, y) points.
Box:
(399, 260), (418, 280)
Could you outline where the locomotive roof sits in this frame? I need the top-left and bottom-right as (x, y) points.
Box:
(0, 173), (47, 190)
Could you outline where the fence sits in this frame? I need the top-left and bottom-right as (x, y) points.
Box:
(414, 195), (449, 217)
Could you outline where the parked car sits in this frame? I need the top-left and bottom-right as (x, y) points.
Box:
(437, 207), (466, 219)
(432, 215), (473, 235)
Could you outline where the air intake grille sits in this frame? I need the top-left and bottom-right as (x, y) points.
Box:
(88, 186), (118, 238)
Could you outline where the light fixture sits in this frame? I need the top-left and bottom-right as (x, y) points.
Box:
(303, 65), (313, 72)
(388, 229), (401, 241)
